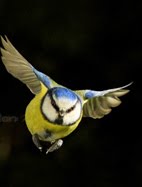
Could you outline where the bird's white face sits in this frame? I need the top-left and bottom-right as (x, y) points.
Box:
(41, 87), (82, 125)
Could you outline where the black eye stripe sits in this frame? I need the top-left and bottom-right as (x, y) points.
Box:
(66, 100), (79, 113)
(67, 105), (75, 113)
(50, 95), (59, 112)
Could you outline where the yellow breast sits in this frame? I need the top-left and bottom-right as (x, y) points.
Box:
(25, 83), (82, 142)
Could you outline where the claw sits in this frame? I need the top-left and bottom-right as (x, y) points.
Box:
(32, 134), (43, 151)
(46, 139), (63, 154)
(32, 134), (63, 154)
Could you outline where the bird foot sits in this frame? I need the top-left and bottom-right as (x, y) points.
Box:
(32, 134), (43, 151)
(32, 134), (63, 154)
(46, 139), (63, 154)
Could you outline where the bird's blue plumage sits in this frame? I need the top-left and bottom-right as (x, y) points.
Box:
(85, 90), (100, 99)
(33, 68), (51, 89)
(85, 91), (95, 99)
(51, 87), (77, 101)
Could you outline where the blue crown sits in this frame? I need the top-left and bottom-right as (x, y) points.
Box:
(51, 87), (77, 101)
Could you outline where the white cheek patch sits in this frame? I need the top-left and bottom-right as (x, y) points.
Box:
(42, 96), (58, 122)
(63, 102), (82, 125)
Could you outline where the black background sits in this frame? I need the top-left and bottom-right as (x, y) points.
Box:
(0, 0), (141, 187)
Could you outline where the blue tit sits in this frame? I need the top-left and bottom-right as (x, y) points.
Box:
(0, 36), (132, 153)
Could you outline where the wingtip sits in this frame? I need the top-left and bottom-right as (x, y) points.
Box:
(0, 35), (4, 43)
(4, 35), (9, 42)
(0, 35), (10, 46)
(0, 35), (7, 47)
(0, 35), (6, 40)
(0, 36), (5, 57)
(120, 81), (133, 90)
(127, 81), (133, 86)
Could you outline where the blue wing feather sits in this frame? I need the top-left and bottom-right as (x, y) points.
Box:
(33, 68), (52, 89)
(84, 82), (133, 99)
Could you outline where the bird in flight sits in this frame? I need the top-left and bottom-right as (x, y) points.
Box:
(0, 36), (132, 154)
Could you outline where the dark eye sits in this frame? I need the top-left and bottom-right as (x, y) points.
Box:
(67, 105), (75, 113)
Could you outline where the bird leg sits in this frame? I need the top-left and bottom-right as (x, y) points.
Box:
(32, 134), (63, 154)
(32, 134), (42, 152)
(46, 139), (63, 154)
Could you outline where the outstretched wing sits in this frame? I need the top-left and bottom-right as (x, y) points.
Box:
(77, 83), (132, 119)
(0, 36), (58, 94)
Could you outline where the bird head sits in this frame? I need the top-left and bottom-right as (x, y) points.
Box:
(41, 87), (82, 125)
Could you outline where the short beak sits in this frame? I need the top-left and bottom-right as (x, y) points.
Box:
(59, 110), (65, 117)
